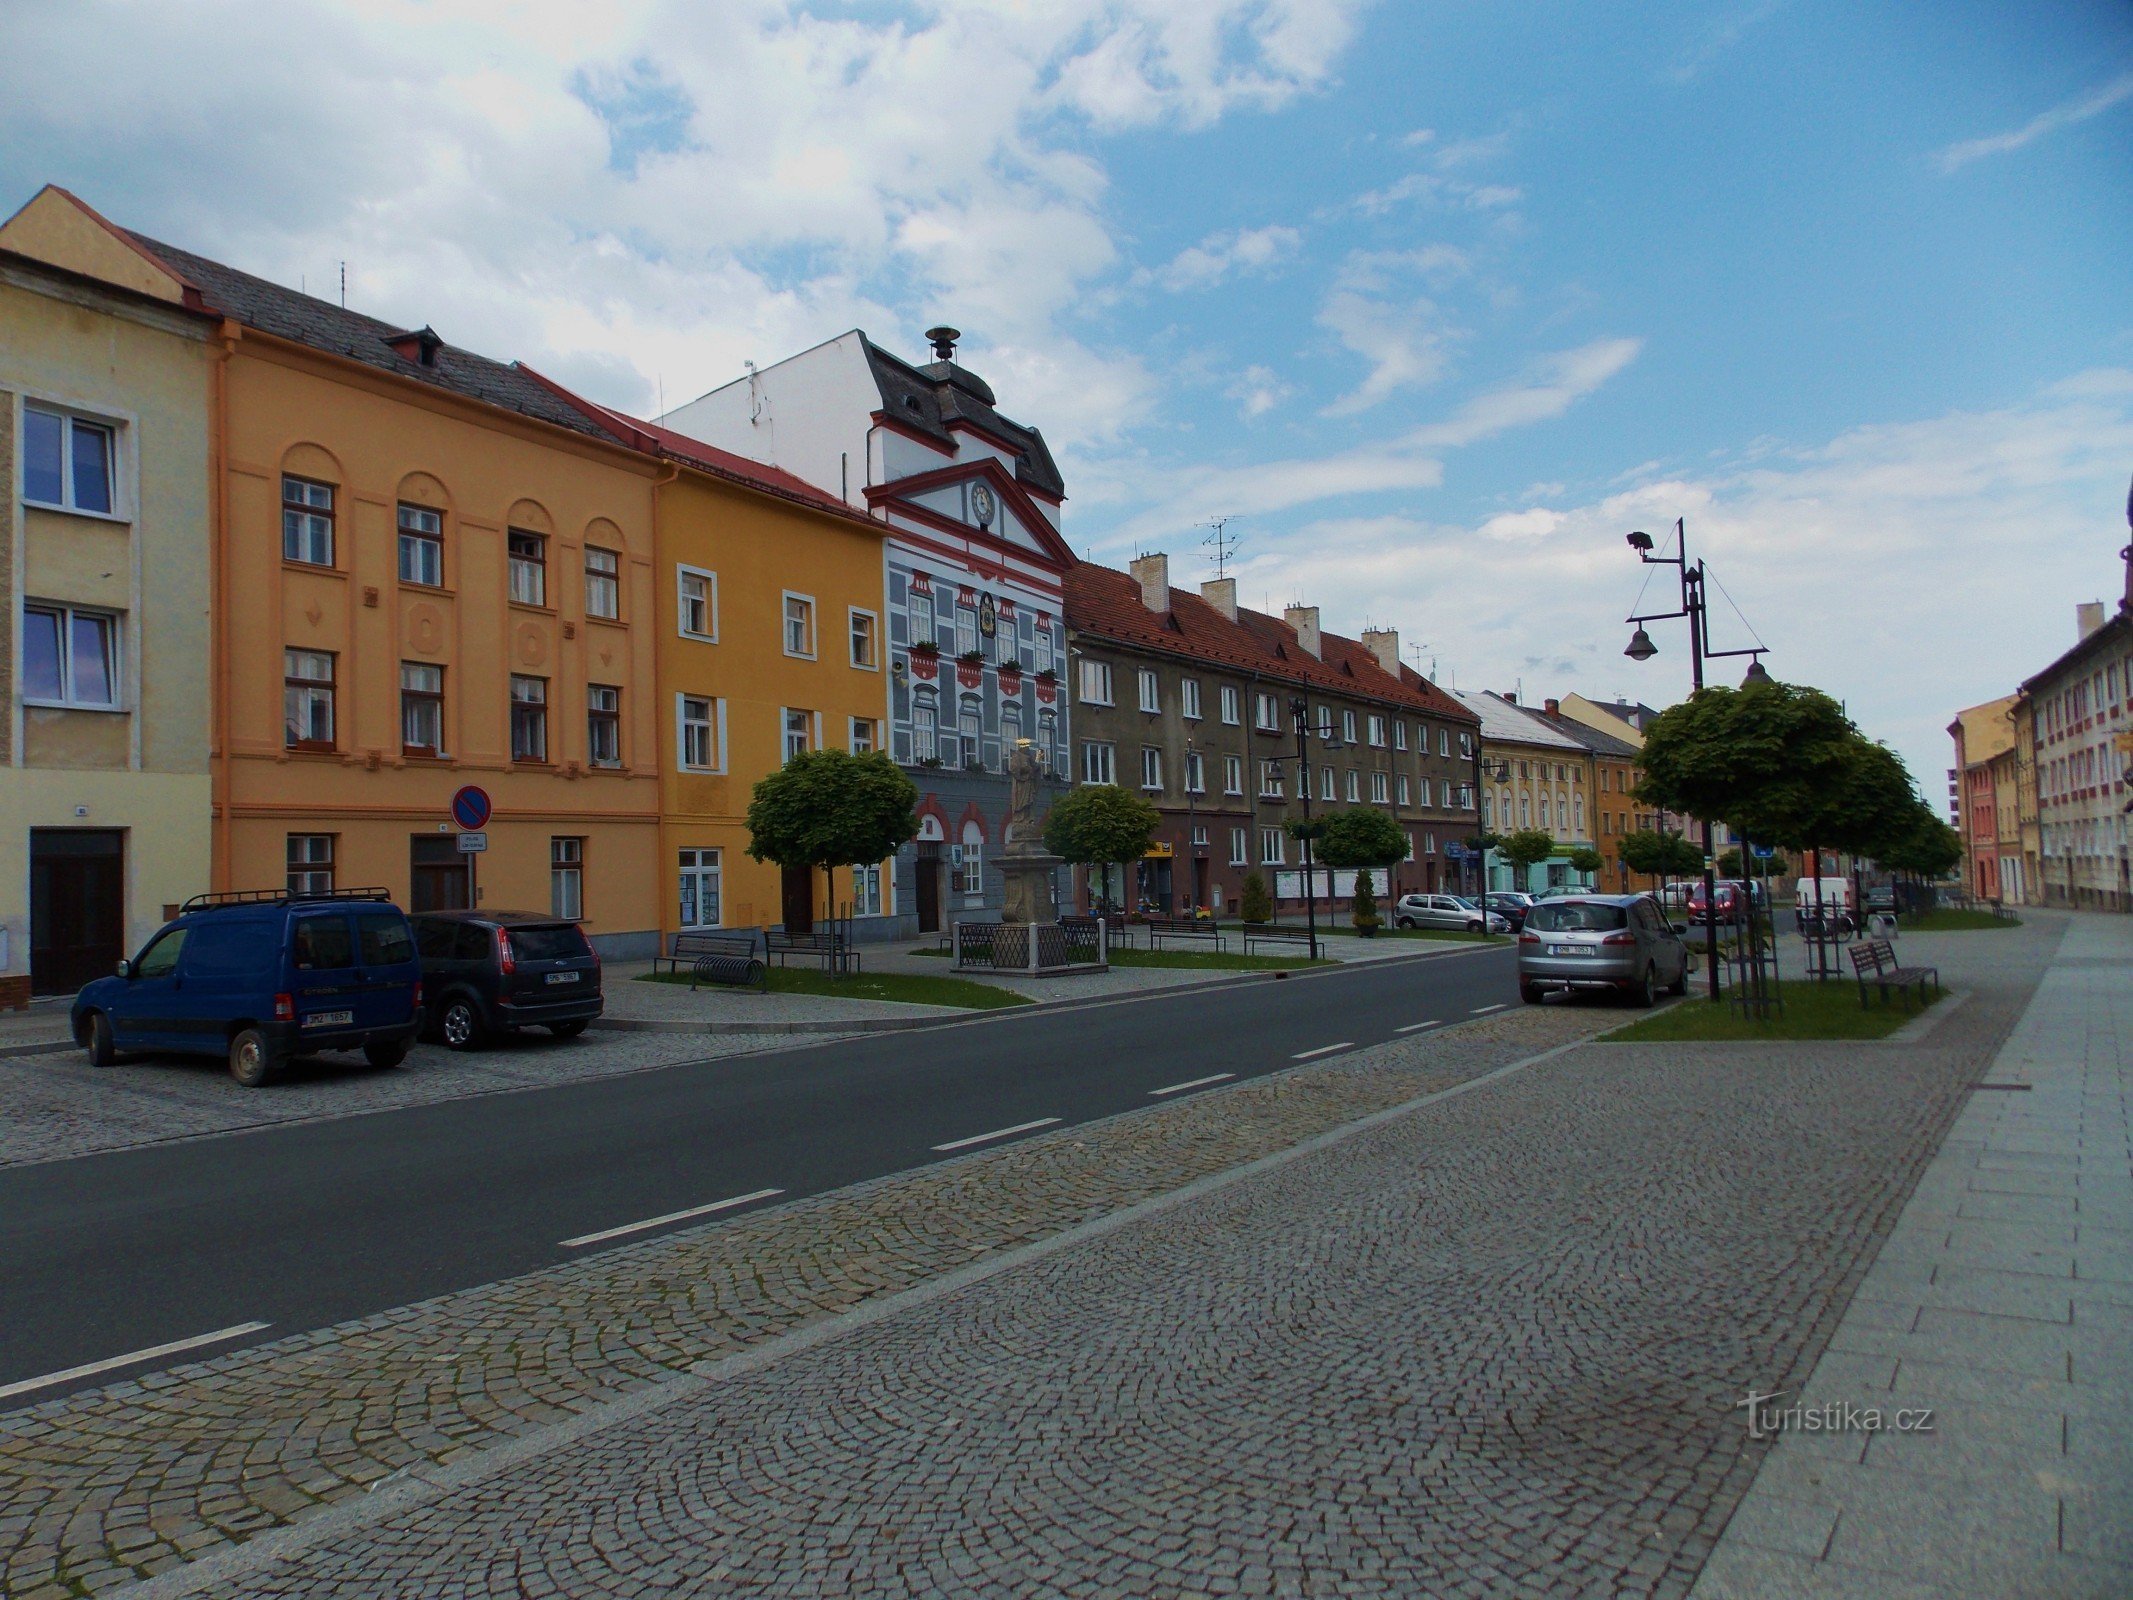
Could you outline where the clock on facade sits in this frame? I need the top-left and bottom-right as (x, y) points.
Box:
(970, 482), (997, 527)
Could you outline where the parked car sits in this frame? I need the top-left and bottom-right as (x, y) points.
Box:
(70, 888), (422, 1086)
(409, 910), (602, 1049)
(1483, 892), (1536, 931)
(1687, 878), (1764, 926)
(1517, 894), (1690, 1006)
(1393, 893), (1511, 934)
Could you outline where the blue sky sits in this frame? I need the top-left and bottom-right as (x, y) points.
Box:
(5, 0), (2130, 791)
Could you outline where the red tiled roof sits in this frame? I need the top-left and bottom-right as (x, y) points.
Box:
(1065, 561), (1478, 723)
(517, 367), (877, 527)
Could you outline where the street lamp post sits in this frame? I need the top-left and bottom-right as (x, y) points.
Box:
(1624, 517), (1770, 1003)
(1471, 754), (1510, 937)
(1184, 735), (1200, 916)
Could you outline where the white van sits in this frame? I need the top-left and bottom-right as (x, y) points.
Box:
(1794, 877), (1851, 909)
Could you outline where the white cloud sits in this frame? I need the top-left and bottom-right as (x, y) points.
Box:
(1317, 247), (1471, 415)
(1406, 337), (1642, 447)
(1227, 363), (1293, 419)
(1936, 69), (2133, 172)
(1149, 224), (1303, 292)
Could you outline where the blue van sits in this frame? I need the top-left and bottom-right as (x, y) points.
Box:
(70, 889), (423, 1087)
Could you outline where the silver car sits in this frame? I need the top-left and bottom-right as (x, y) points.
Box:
(1517, 894), (1690, 1006)
(1393, 893), (1511, 935)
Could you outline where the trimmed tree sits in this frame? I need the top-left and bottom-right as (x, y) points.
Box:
(1619, 828), (1706, 902)
(1497, 828), (1558, 891)
(1239, 871), (1274, 925)
(1313, 808), (1408, 935)
(746, 750), (919, 926)
(1042, 783), (1161, 913)
(1564, 845), (1604, 881)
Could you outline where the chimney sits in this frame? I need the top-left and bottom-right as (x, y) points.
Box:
(1545, 698), (1561, 716)
(1361, 627), (1400, 675)
(1502, 689), (1518, 705)
(1200, 577), (1237, 621)
(1130, 552), (1169, 614)
(1284, 604), (1321, 658)
(2078, 601), (2106, 641)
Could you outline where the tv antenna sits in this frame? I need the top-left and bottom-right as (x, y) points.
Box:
(1198, 515), (1242, 578)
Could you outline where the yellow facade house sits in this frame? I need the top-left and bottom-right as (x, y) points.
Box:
(0, 187), (218, 1001)
(531, 382), (897, 939)
(5, 187), (670, 956)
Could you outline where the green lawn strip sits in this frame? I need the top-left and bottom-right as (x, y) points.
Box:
(1898, 909), (2020, 932)
(1602, 979), (1938, 1042)
(1367, 926), (1497, 943)
(637, 967), (1030, 1009)
(1106, 948), (1328, 971)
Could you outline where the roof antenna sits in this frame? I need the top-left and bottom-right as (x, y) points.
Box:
(339, 262), (347, 309)
(1198, 515), (1242, 578)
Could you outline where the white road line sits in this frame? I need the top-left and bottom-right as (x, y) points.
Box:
(1470, 1003), (1506, 1015)
(1395, 1020), (1441, 1033)
(932, 1117), (1062, 1152)
(0, 1321), (270, 1401)
(1150, 1072), (1235, 1097)
(1291, 1042), (1355, 1060)
(560, 1188), (784, 1249)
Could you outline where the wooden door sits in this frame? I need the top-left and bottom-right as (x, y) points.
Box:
(781, 865), (815, 933)
(29, 829), (126, 996)
(410, 835), (471, 912)
(915, 843), (941, 933)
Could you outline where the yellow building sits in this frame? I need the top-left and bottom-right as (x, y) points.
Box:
(529, 383), (897, 939)
(1, 188), (218, 1001)
(5, 188), (671, 955)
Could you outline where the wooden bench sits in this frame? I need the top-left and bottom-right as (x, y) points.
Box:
(765, 926), (861, 975)
(1144, 915), (1224, 952)
(1848, 936), (1939, 1011)
(654, 930), (767, 992)
(1241, 923), (1315, 957)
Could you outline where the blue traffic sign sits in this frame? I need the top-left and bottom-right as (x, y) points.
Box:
(1751, 844), (1775, 859)
(451, 785), (492, 831)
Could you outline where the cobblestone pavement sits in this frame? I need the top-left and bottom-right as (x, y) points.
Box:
(6, 922), (2057, 1599)
(0, 1027), (856, 1170)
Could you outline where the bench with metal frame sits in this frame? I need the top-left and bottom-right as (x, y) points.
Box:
(1240, 923), (1315, 957)
(1847, 936), (1939, 1011)
(765, 925), (862, 975)
(655, 929), (768, 992)
(1143, 915), (1225, 952)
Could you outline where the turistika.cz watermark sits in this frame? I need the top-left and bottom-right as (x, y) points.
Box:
(1736, 1389), (1934, 1441)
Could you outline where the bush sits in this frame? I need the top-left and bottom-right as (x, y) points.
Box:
(1350, 870), (1380, 934)
(1240, 871), (1274, 924)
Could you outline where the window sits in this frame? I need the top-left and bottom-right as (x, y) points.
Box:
(1417, 777), (1432, 807)
(1192, 825), (1209, 848)
(1440, 728), (1451, 758)
(1368, 714), (1387, 748)
(1342, 710), (1357, 743)
(678, 848), (722, 928)
(1034, 618), (1054, 673)
(22, 603), (120, 708)
(960, 830), (984, 895)
(1141, 746), (1164, 791)
(1079, 659), (1114, 705)
(954, 600), (977, 658)
(286, 834), (335, 895)
(1138, 668), (1161, 713)
(1460, 731), (1474, 760)
(851, 862), (885, 917)
(911, 586), (938, 649)
(1345, 770), (1361, 803)
(1220, 685), (1242, 725)
(1185, 749), (1205, 794)
(913, 695), (938, 762)
(957, 701), (982, 767)
(551, 837), (584, 920)
(284, 649), (336, 748)
(1229, 827), (1249, 866)
(1182, 678), (1202, 720)
(779, 593), (815, 657)
(1223, 754), (1244, 795)
(585, 547), (620, 619)
(397, 504), (443, 587)
(678, 568), (716, 639)
(400, 661), (443, 756)
(784, 708), (814, 762)
(1260, 827), (1287, 864)
(1397, 774), (1412, 806)
(1001, 697), (1024, 752)
(1255, 692), (1281, 731)
(508, 530), (547, 606)
(1261, 759), (1285, 798)
(282, 475), (334, 565)
(850, 717), (877, 755)
(1372, 772), (1391, 804)
(1394, 720), (1408, 752)
(679, 695), (720, 770)
(1320, 766), (1336, 802)
(1317, 706), (1334, 739)
(849, 608), (879, 669)
(510, 674), (548, 762)
(587, 684), (621, 766)
(1083, 740), (1116, 785)
(24, 406), (116, 515)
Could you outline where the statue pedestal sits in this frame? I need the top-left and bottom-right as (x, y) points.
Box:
(998, 850), (1062, 926)
(954, 851), (1104, 975)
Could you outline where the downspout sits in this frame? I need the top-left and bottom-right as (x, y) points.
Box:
(649, 456), (680, 942)
(210, 320), (240, 891)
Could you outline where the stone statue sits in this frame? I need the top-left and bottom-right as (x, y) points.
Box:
(1005, 739), (1046, 856)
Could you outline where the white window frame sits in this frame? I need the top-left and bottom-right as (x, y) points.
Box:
(1371, 771), (1390, 804)
(1220, 684), (1242, 725)
(21, 602), (122, 710)
(850, 860), (887, 917)
(1181, 678), (1202, 720)
(959, 829), (985, 896)
(1440, 727), (1451, 758)
(782, 591), (817, 659)
(1368, 714), (1387, 748)
(1342, 709), (1358, 743)
(1394, 720), (1408, 752)
(678, 847), (723, 929)
(1137, 668), (1161, 714)
(1255, 692), (1281, 732)
(1185, 749), (1205, 794)
(1223, 754), (1244, 795)
(550, 836), (584, 921)
(507, 529), (548, 608)
(1079, 658), (1114, 706)
(584, 546), (621, 621)
(1397, 773), (1412, 806)
(1141, 745), (1163, 791)
(912, 694), (939, 762)
(396, 503), (444, 588)
(1228, 827), (1248, 867)
(677, 566), (718, 641)
(1260, 759), (1284, 798)
(848, 607), (880, 671)
(22, 403), (123, 519)
(1082, 740), (1116, 785)
(849, 716), (876, 755)
(1345, 770), (1361, 803)
(677, 693), (725, 773)
(1260, 827), (1286, 865)
(782, 706), (815, 763)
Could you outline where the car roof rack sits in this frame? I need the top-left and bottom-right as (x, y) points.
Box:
(179, 887), (394, 913)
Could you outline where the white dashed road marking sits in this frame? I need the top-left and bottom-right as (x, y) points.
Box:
(561, 1189), (785, 1249)
(1395, 1021), (1441, 1033)
(1471, 1004), (1506, 1015)
(1150, 1073), (1235, 1097)
(1291, 1042), (1355, 1061)
(933, 1118), (1062, 1153)
(0, 1321), (271, 1401)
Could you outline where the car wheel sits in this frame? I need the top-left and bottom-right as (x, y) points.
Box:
(364, 1040), (409, 1069)
(548, 1019), (590, 1040)
(1395, 917), (1414, 929)
(84, 1011), (117, 1068)
(228, 1027), (277, 1088)
(439, 998), (485, 1051)
(1627, 963), (1656, 1008)
(1520, 982), (1546, 1005)
(1666, 964), (1689, 997)
(1466, 920), (1484, 934)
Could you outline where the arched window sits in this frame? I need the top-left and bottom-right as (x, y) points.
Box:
(960, 819), (986, 897)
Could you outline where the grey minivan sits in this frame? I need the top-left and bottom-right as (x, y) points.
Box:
(1516, 894), (1690, 1006)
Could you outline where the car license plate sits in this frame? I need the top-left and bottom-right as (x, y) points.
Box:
(1547, 945), (1590, 957)
(304, 1009), (353, 1028)
(545, 971), (580, 985)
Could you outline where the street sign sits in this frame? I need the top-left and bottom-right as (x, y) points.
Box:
(450, 785), (492, 831)
(1752, 844), (1775, 859)
(1445, 843), (1467, 860)
(456, 831), (488, 854)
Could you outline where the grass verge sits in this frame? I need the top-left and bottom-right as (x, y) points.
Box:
(1107, 948), (1329, 971)
(1899, 909), (2020, 932)
(1602, 979), (1940, 1042)
(638, 967), (1030, 1009)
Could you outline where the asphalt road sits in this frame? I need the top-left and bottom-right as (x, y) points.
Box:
(2, 943), (1518, 1402)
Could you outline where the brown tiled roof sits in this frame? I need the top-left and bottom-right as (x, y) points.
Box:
(1065, 561), (1478, 723)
